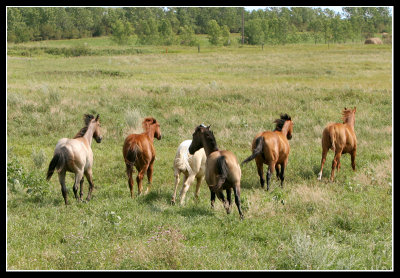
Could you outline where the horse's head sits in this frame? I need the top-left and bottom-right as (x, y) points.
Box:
(143, 117), (162, 140)
(342, 107), (356, 126)
(189, 124), (210, 155)
(286, 120), (293, 140)
(93, 114), (102, 143)
(274, 114), (293, 140)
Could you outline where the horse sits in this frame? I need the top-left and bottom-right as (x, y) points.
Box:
(122, 117), (161, 198)
(242, 114), (293, 191)
(46, 114), (102, 205)
(189, 125), (244, 219)
(317, 107), (357, 182)
(171, 140), (206, 205)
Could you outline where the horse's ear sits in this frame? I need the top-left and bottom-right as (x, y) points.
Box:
(353, 107), (356, 112)
(95, 114), (100, 121)
(344, 107), (347, 110)
(207, 125), (211, 129)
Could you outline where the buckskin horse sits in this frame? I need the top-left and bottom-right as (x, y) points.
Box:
(123, 117), (161, 198)
(242, 114), (293, 191)
(46, 114), (102, 205)
(317, 107), (357, 182)
(189, 125), (244, 219)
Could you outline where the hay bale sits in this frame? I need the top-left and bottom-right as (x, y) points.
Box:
(365, 38), (383, 45)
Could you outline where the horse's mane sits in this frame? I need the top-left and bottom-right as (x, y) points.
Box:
(200, 126), (218, 151)
(342, 109), (354, 124)
(142, 117), (157, 131)
(274, 113), (292, 131)
(74, 114), (95, 138)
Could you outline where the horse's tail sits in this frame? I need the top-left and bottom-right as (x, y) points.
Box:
(328, 128), (336, 152)
(46, 149), (67, 181)
(212, 155), (229, 192)
(174, 146), (192, 174)
(241, 136), (264, 165)
(125, 144), (139, 169)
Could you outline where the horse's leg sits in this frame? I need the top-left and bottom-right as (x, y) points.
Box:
(73, 171), (84, 201)
(79, 177), (84, 201)
(84, 168), (95, 201)
(279, 163), (286, 188)
(216, 191), (229, 213)
(226, 187), (232, 214)
(126, 164), (135, 198)
(318, 147), (329, 180)
(171, 169), (181, 204)
(194, 176), (204, 201)
(210, 189), (216, 209)
(136, 164), (149, 195)
(351, 149), (356, 171)
(255, 158), (265, 188)
(275, 164), (280, 180)
(233, 184), (244, 220)
(145, 159), (154, 194)
(180, 172), (196, 205)
(330, 150), (343, 182)
(266, 163), (275, 191)
(58, 170), (68, 205)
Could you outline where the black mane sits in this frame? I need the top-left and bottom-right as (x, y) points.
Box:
(273, 113), (292, 132)
(198, 125), (218, 151)
(74, 114), (95, 138)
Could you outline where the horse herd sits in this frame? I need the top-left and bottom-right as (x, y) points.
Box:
(46, 107), (357, 219)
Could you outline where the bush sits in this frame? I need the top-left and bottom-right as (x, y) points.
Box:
(7, 156), (50, 201)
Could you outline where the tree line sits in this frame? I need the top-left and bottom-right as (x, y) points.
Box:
(7, 7), (392, 45)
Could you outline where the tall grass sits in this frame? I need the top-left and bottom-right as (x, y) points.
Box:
(7, 38), (392, 270)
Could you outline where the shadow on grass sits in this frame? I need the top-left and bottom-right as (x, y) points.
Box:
(177, 205), (214, 218)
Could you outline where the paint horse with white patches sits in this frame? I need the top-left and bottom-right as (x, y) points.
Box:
(171, 140), (206, 205)
(46, 114), (102, 205)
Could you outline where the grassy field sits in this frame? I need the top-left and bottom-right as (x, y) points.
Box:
(7, 36), (392, 270)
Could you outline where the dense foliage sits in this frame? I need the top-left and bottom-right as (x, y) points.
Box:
(7, 7), (392, 45)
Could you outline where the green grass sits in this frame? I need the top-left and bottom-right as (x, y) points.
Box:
(7, 37), (392, 270)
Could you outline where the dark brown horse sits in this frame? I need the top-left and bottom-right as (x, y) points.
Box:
(46, 114), (102, 205)
(242, 114), (293, 191)
(189, 125), (244, 219)
(123, 117), (162, 198)
(317, 107), (357, 182)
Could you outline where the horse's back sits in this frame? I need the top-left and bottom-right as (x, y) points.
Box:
(323, 123), (356, 153)
(54, 138), (89, 171)
(206, 150), (241, 185)
(257, 131), (282, 163)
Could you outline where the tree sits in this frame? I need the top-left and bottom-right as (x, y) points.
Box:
(111, 18), (133, 45)
(245, 19), (264, 45)
(207, 19), (221, 45)
(179, 25), (198, 46)
(221, 25), (231, 46)
(159, 19), (175, 45)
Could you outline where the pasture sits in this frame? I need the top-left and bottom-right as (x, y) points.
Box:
(7, 37), (392, 270)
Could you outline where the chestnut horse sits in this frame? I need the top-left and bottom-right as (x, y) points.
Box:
(123, 117), (161, 198)
(46, 114), (102, 205)
(317, 107), (357, 182)
(242, 114), (293, 191)
(189, 125), (244, 219)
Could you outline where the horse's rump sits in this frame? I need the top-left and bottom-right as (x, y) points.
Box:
(46, 147), (69, 180)
(212, 155), (229, 192)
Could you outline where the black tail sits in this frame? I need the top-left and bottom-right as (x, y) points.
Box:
(212, 155), (229, 192)
(241, 136), (264, 165)
(125, 145), (139, 169)
(46, 151), (66, 181)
